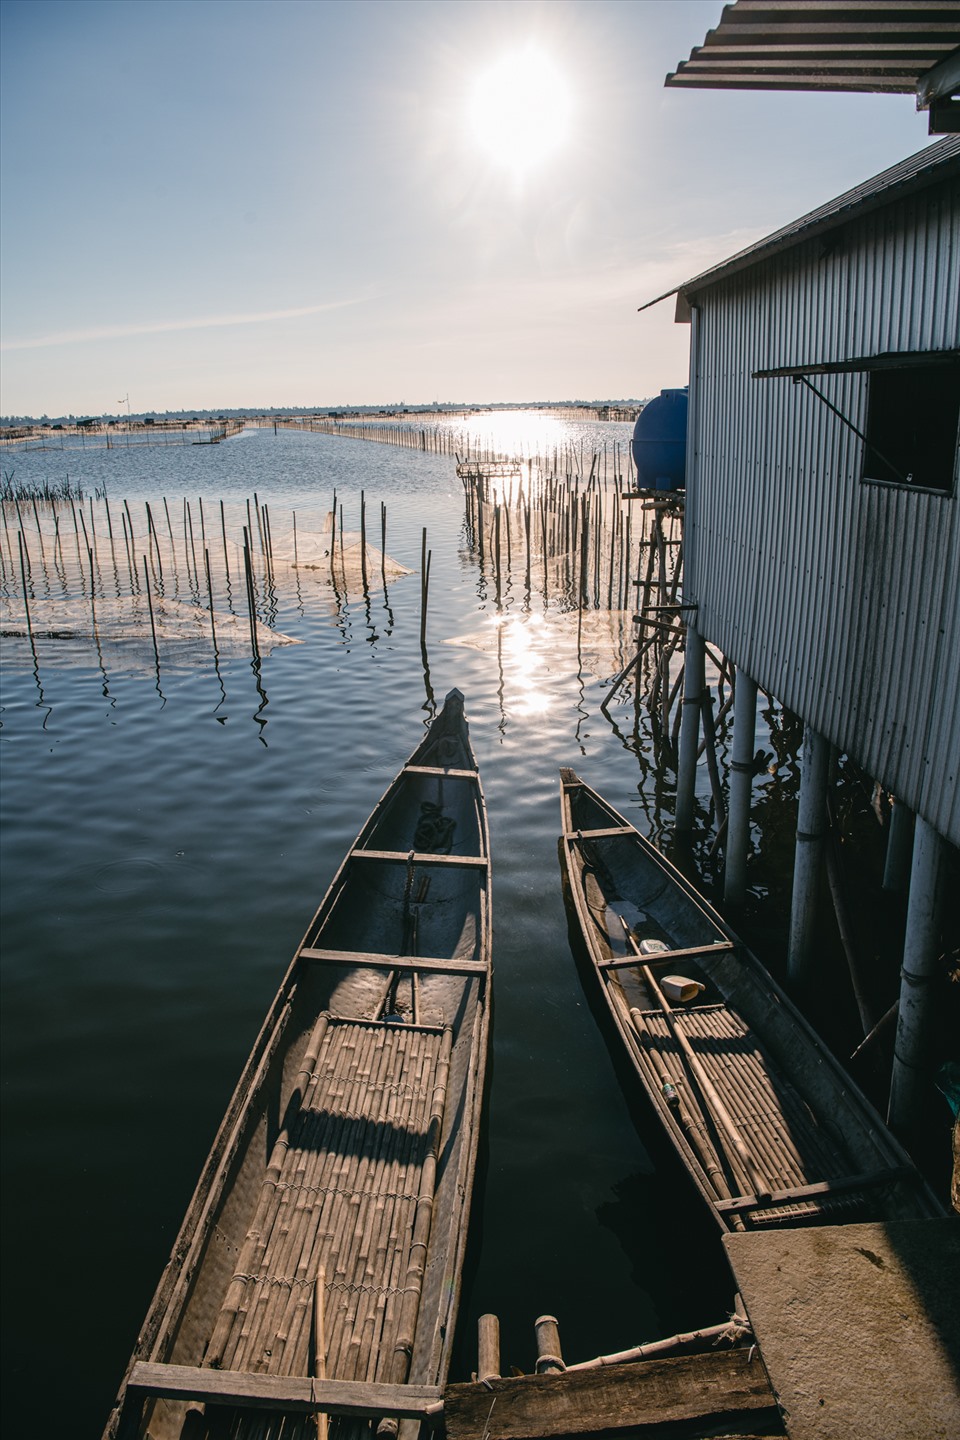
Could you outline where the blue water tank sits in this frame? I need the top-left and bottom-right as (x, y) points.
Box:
(631, 387), (688, 491)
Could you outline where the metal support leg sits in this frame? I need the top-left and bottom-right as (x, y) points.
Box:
(787, 726), (830, 987)
(724, 671), (758, 907)
(675, 625), (705, 833)
(888, 817), (946, 1140)
(883, 799), (915, 893)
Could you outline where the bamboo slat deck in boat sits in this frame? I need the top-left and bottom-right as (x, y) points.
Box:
(205, 1016), (450, 1383)
(631, 1004), (869, 1224)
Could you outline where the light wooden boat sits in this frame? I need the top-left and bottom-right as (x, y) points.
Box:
(106, 690), (492, 1440)
(559, 768), (943, 1232)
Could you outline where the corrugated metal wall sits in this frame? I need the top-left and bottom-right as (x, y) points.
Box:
(689, 177), (960, 844)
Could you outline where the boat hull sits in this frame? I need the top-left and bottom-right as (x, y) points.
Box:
(105, 692), (491, 1440)
(559, 768), (942, 1232)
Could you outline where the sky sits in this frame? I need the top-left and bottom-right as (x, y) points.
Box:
(0, 0), (939, 418)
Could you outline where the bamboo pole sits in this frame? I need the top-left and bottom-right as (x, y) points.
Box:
(567, 1316), (750, 1371)
(313, 1266), (328, 1440)
(360, 490), (368, 593)
(16, 532), (38, 664)
(142, 555), (160, 674)
(242, 527), (260, 661)
(535, 1315), (565, 1374)
(478, 1314), (501, 1384)
(420, 529), (430, 646)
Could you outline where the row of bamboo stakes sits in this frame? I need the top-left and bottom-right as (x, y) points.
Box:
(1, 419), (245, 454)
(457, 458), (737, 821)
(1, 487), (420, 680)
(2, 451), (739, 839)
(279, 415), (639, 486)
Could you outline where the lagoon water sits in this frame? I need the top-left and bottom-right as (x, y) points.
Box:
(2, 420), (747, 1435)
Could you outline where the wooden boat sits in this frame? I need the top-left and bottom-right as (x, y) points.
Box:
(106, 690), (492, 1440)
(559, 769), (943, 1232)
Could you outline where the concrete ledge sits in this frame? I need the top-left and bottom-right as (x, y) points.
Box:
(724, 1219), (960, 1440)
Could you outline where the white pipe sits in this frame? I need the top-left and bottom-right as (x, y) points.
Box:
(724, 671), (758, 906)
(675, 304), (703, 835)
(887, 816), (946, 1139)
(787, 727), (830, 986)
(675, 625), (704, 832)
(883, 799), (915, 893)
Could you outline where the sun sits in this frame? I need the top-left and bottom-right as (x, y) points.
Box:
(468, 45), (573, 179)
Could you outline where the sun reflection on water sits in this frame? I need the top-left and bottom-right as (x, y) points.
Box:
(490, 611), (553, 717)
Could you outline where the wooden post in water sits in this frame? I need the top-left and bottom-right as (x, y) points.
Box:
(142, 554), (160, 673)
(360, 490), (368, 593)
(17, 531), (37, 663)
(478, 1315), (501, 1384)
(220, 500), (231, 586)
(242, 526), (260, 660)
(420, 528), (430, 647)
(204, 547), (219, 656)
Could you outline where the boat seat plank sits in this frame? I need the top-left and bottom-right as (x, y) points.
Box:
(125, 1362), (442, 1417)
(403, 765), (477, 779)
(352, 849), (489, 868)
(600, 941), (735, 970)
(564, 825), (638, 839)
(300, 947), (486, 975)
(715, 1165), (918, 1215)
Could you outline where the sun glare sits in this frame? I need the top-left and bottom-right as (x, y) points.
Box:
(468, 46), (572, 178)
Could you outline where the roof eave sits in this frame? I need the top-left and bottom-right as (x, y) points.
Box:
(638, 140), (960, 317)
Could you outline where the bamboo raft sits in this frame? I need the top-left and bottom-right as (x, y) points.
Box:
(559, 770), (943, 1231)
(105, 690), (492, 1440)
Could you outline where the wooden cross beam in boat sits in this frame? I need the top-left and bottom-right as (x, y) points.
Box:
(120, 1363), (443, 1424)
(599, 941), (735, 971)
(300, 946), (487, 975)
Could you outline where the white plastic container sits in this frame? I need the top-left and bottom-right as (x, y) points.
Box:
(661, 975), (706, 1004)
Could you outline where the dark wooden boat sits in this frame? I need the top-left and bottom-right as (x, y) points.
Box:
(106, 690), (492, 1440)
(559, 769), (943, 1232)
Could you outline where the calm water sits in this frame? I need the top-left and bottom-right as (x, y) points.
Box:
(2, 421), (746, 1435)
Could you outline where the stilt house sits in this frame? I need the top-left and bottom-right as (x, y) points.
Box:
(650, 136), (959, 1138)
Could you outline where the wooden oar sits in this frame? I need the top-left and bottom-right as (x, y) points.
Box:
(619, 917), (771, 1204)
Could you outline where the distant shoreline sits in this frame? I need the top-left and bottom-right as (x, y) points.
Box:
(0, 401), (645, 439)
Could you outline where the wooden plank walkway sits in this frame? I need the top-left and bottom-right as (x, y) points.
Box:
(444, 1349), (781, 1439)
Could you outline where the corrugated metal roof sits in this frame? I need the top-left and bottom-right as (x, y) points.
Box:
(638, 135), (960, 315)
(666, 2), (960, 99)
